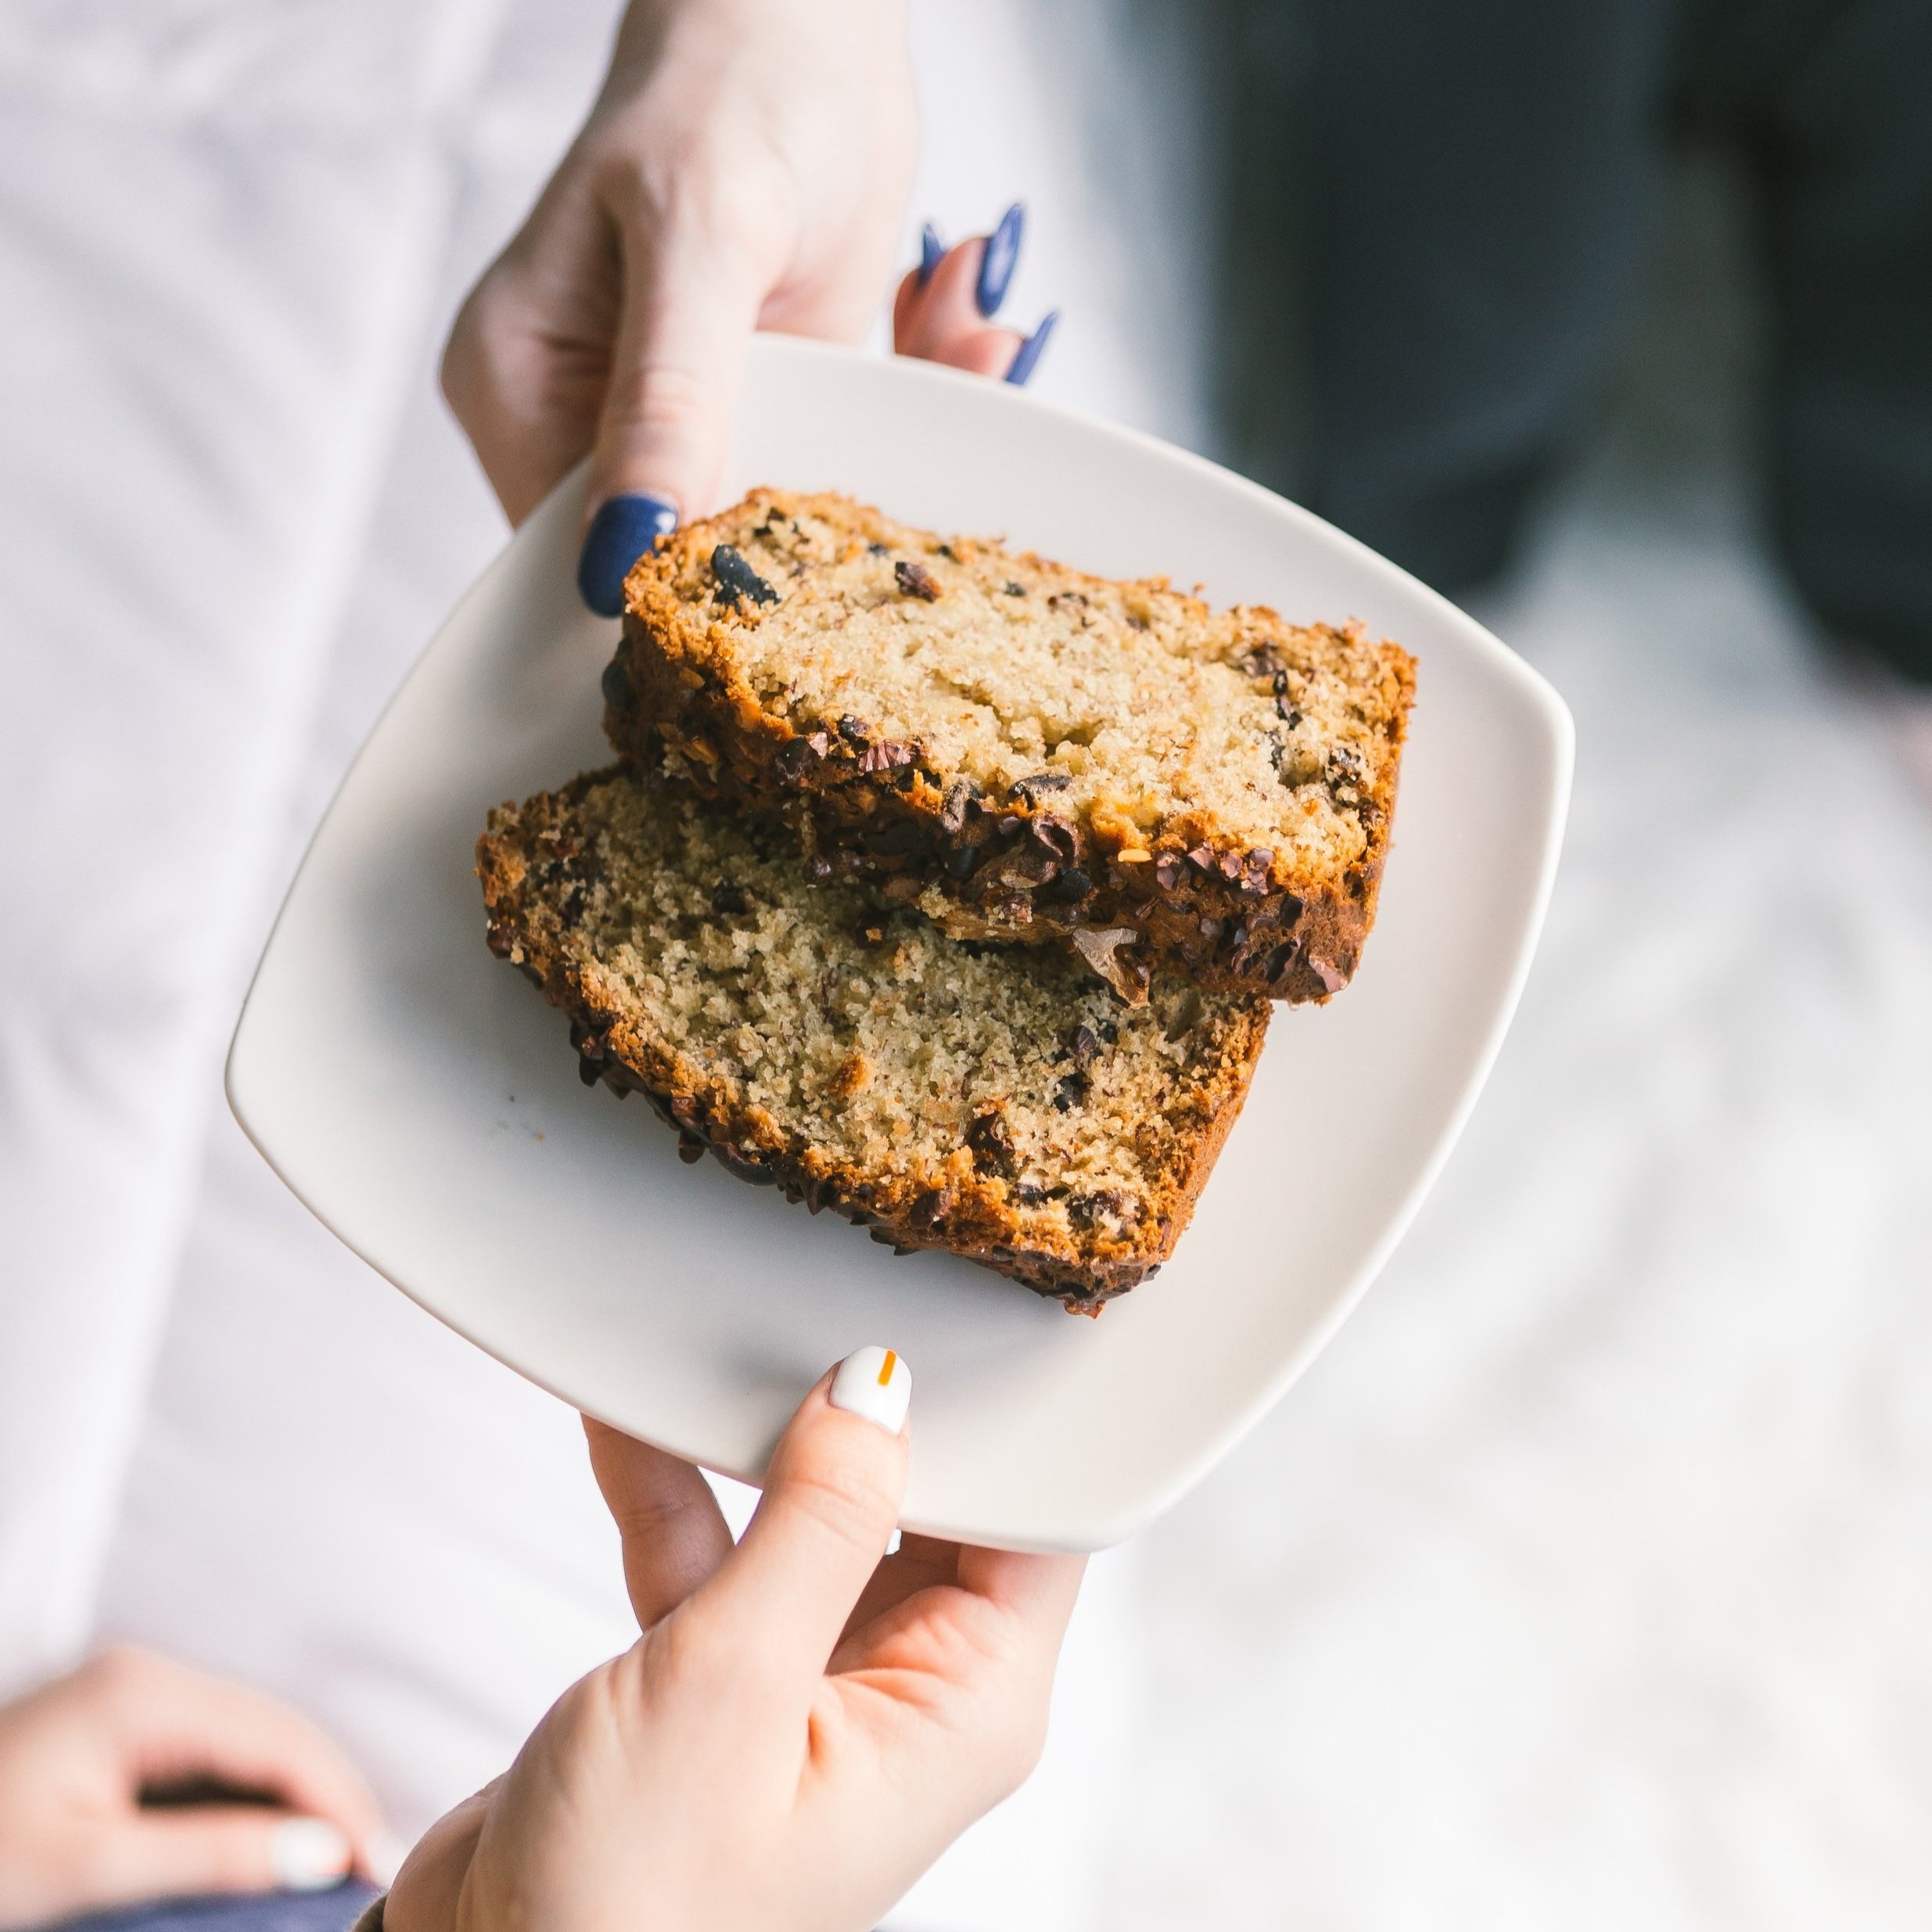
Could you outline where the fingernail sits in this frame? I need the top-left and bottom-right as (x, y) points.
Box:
(885, 1526), (903, 1556)
(918, 221), (945, 286)
(975, 201), (1025, 317)
(366, 1829), (409, 1888)
(829, 1345), (912, 1435)
(577, 493), (678, 618)
(1005, 310), (1058, 386)
(270, 1818), (351, 1892)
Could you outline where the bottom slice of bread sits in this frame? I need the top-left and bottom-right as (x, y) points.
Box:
(477, 770), (1271, 1310)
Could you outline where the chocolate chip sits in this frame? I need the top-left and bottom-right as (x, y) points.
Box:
(577, 1054), (602, 1087)
(677, 1133), (706, 1163)
(710, 880), (748, 915)
(600, 655), (631, 707)
(895, 559), (942, 601)
(709, 544), (777, 608)
(966, 1111), (1017, 1176)
(945, 843), (979, 880)
(1040, 865), (1092, 904)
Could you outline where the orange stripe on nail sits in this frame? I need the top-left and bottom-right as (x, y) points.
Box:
(878, 1349), (898, 1387)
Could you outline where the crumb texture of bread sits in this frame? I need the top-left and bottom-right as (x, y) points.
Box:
(604, 489), (1416, 1003)
(478, 770), (1270, 1309)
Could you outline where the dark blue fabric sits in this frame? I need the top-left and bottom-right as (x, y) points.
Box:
(51, 1880), (379, 1932)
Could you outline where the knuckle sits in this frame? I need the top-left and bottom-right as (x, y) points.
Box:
(598, 361), (709, 441)
(781, 1454), (896, 1548)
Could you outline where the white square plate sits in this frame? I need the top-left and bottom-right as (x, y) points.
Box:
(229, 335), (1571, 1552)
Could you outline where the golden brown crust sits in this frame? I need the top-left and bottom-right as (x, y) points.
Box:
(476, 774), (1269, 1312)
(604, 490), (1415, 1004)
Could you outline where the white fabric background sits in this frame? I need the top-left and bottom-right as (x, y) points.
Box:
(2, 2), (1929, 1929)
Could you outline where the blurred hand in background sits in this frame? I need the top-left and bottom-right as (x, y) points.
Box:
(0, 1647), (385, 1930)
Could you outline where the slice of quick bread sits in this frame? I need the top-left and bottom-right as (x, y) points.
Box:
(477, 770), (1270, 1310)
(602, 490), (1416, 1004)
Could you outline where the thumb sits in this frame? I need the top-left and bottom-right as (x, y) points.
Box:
(575, 199), (771, 617)
(690, 1347), (913, 1688)
(88, 1812), (354, 1912)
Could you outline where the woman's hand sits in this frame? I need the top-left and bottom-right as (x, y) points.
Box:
(0, 1647), (386, 1930)
(442, 0), (1058, 617)
(443, 0), (918, 599)
(386, 1348), (1085, 1932)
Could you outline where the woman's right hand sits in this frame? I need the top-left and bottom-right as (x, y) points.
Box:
(386, 1349), (1086, 1932)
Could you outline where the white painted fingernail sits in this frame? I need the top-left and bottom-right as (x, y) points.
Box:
(829, 1346), (912, 1435)
(367, 1828), (409, 1888)
(885, 1526), (903, 1556)
(271, 1817), (351, 1891)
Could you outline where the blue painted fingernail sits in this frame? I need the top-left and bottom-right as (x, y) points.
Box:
(918, 222), (945, 287)
(975, 202), (1025, 317)
(577, 493), (678, 616)
(1004, 310), (1058, 386)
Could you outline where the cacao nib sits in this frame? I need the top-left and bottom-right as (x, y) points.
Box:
(1069, 1024), (1099, 1065)
(856, 740), (915, 774)
(1154, 853), (1186, 891)
(710, 880), (749, 915)
(966, 1111), (1018, 1176)
(1040, 866), (1092, 904)
(939, 777), (982, 833)
(1052, 1072), (1089, 1112)
(1008, 772), (1072, 807)
(1307, 954), (1348, 994)
(600, 655), (631, 707)
(895, 558), (942, 601)
(1004, 580), (1026, 596)
(910, 1187), (953, 1226)
(709, 544), (777, 608)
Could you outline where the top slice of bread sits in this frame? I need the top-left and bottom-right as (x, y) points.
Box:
(604, 490), (1415, 1004)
